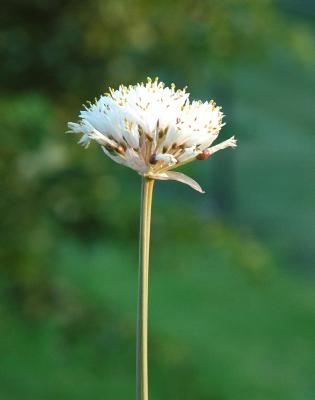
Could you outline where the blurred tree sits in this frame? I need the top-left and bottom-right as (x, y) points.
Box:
(1, 0), (313, 99)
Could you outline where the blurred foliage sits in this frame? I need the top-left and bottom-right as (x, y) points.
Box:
(0, 0), (314, 399)
(1, 0), (315, 99)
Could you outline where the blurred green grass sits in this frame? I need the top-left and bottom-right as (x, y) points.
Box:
(1, 208), (314, 400)
(232, 64), (315, 268)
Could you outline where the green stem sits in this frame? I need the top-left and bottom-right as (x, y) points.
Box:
(136, 177), (155, 400)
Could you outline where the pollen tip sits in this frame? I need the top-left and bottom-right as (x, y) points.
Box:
(196, 150), (210, 160)
(116, 144), (125, 155)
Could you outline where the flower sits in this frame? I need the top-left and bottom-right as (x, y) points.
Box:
(67, 78), (237, 192)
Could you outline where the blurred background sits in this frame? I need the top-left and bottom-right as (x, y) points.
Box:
(1, 1), (314, 399)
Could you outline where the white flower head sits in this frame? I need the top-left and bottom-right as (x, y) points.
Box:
(67, 77), (237, 192)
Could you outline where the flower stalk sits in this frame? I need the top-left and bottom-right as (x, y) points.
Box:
(136, 177), (155, 400)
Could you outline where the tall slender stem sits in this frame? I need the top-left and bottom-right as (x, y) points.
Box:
(136, 177), (155, 400)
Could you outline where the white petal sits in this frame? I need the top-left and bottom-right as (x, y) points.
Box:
(149, 171), (204, 193)
(154, 153), (177, 165)
(208, 136), (237, 155)
(88, 128), (117, 147)
(125, 148), (147, 173)
(101, 146), (146, 174)
(67, 122), (82, 133)
(176, 147), (198, 162)
(101, 146), (127, 166)
(123, 125), (139, 149)
(67, 121), (92, 148)
(78, 133), (90, 148)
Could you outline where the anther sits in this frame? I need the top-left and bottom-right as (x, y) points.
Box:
(116, 144), (125, 155)
(146, 134), (153, 142)
(196, 150), (210, 160)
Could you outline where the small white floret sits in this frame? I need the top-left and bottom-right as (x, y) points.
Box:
(67, 78), (237, 192)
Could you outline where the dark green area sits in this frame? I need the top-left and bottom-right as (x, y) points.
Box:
(0, 1), (314, 399)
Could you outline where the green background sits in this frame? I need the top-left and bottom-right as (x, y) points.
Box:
(1, 1), (314, 399)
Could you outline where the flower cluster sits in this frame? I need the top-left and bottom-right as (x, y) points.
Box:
(68, 78), (236, 192)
